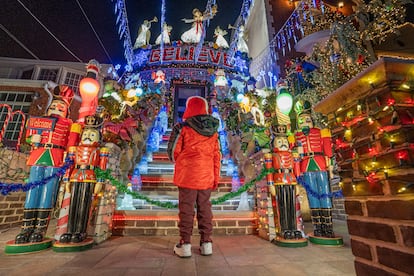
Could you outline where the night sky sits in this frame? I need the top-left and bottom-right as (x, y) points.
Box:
(0, 0), (243, 67)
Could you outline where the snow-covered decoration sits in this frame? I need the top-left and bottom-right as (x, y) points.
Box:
(214, 26), (229, 48)
(112, 0), (134, 69)
(155, 23), (172, 45)
(133, 17), (158, 49)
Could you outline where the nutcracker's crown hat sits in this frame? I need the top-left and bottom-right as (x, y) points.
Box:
(52, 85), (74, 106)
(272, 124), (287, 136)
(84, 114), (104, 129)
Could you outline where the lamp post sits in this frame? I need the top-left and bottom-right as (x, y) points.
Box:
(78, 59), (101, 123)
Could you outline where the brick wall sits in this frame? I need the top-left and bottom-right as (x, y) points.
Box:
(346, 197), (414, 275)
(0, 149), (28, 231)
(112, 210), (257, 236)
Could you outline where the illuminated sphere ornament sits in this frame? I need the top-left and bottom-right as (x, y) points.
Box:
(236, 93), (245, 103)
(276, 83), (293, 114)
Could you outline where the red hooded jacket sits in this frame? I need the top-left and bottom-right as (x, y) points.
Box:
(167, 96), (221, 190)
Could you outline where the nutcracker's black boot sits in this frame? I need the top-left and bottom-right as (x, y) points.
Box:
(311, 209), (323, 237)
(15, 209), (37, 244)
(321, 209), (335, 238)
(29, 209), (52, 242)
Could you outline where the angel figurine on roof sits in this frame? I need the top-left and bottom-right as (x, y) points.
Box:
(229, 24), (249, 54)
(181, 5), (217, 44)
(214, 26), (229, 48)
(155, 22), (172, 45)
(133, 16), (158, 49)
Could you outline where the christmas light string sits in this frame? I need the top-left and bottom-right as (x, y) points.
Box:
(0, 158), (73, 196)
(113, 0), (134, 70)
(1, 160), (343, 206)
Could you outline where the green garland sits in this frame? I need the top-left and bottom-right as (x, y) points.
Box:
(95, 167), (275, 209)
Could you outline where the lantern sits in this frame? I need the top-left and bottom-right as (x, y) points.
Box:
(78, 59), (101, 123)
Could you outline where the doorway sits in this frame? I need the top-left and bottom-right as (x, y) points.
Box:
(173, 84), (206, 123)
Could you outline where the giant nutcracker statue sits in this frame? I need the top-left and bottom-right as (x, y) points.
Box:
(269, 125), (307, 247)
(53, 114), (109, 251)
(9, 86), (81, 254)
(293, 101), (343, 246)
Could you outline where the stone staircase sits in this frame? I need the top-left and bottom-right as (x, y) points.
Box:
(113, 130), (258, 236)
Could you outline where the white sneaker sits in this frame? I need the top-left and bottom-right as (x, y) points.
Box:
(200, 242), (212, 256)
(173, 242), (192, 258)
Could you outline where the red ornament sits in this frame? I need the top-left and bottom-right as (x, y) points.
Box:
(357, 54), (365, 65)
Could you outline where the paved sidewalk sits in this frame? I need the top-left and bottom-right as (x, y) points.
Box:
(0, 220), (355, 276)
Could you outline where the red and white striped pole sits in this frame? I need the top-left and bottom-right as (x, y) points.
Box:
(54, 190), (71, 241)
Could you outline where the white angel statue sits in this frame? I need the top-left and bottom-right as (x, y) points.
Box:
(155, 23), (172, 45)
(229, 24), (249, 54)
(214, 26), (229, 48)
(181, 5), (217, 44)
(133, 17), (158, 49)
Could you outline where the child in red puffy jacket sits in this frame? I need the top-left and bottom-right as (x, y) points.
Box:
(167, 96), (221, 258)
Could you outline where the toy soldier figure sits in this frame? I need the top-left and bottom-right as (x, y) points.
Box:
(59, 115), (109, 243)
(15, 86), (80, 244)
(293, 102), (335, 238)
(271, 125), (304, 240)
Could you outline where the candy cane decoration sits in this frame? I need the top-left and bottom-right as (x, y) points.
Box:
(0, 104), (26, 151)
(13, 110), (26, 152)
(0, 104), (12, 143)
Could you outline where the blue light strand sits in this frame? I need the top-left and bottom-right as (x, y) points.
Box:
(297, 175), (344, 199)
(0, 158), (74, 196)
(159, 0), (166, 64)
(113, 0), (134, 69)
(227, 0), (252, 63)
(194, 0), (216, 62)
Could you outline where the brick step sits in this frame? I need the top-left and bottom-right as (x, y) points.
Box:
(140, 159), (235, 175)
(138, 175), (245, 194)
(112, 210), (257, 236)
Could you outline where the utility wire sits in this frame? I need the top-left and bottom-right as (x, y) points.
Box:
(75, 0), (113, 64)
(0, 23), (39, 60)
(16, 0), (83, 62)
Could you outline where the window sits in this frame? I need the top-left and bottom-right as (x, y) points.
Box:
(0, 91), (32, 148)
(21, 69), (34, 79)
(63, 71), (83, 96)
(37, 68), (58, 81)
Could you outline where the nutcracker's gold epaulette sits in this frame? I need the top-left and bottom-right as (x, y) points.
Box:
(287, 134), (295, 144)
(321, 128), (331, 138)
(100, 147), (110, 154)
(70, 123), (82, 134)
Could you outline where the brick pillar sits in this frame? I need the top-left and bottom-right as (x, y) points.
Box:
(314, 58), (414, 276)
